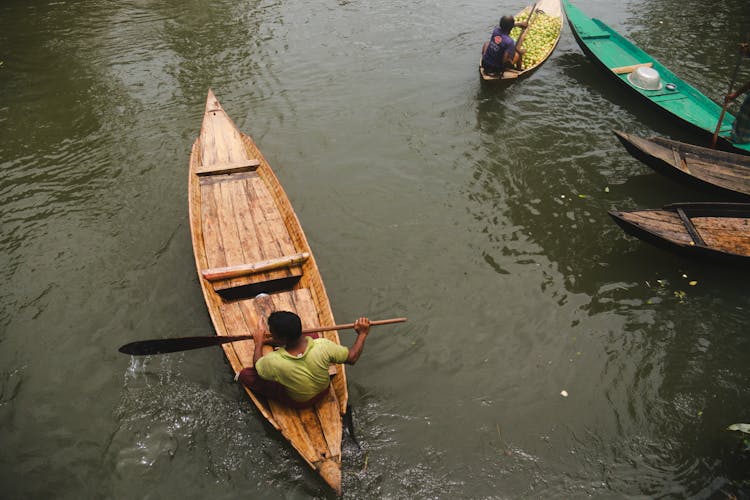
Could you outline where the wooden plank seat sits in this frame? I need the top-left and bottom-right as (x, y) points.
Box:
(611, 62), (652, 75)
(196, 159), (260, 176)
(677, 208), (706, 246)
(581, 31), (610, 39)
(202, 252), (310, 281)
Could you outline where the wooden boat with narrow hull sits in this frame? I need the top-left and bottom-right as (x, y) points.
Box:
(609, 202), (750, 263)
(562, 0), (750, 155)
(189, 90), (347, 494)
(479, 0), (563, 84)
(613, 130), (750, 199)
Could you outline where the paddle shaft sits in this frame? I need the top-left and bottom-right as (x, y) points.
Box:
(711, 47), (744, 148)
(515, 3), (538, 53)
(118, 317), (407, 356)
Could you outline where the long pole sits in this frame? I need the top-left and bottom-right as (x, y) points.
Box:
(712, 44), (745, 148)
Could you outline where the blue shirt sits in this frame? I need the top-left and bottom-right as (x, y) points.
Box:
(482, 27), (515, 71)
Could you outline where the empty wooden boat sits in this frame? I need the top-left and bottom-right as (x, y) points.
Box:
(189, 89), (348, 494)
(613, 131), (750, 199)
(609, 202), (750, 263)
(479, 0), (563, 84)
(562, 0), (750, 155)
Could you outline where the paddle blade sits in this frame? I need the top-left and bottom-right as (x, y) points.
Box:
(118, 335), (253, 356)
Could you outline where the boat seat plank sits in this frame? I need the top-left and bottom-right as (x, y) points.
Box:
(611, 62), (652, 75)
(202, 252), (310, 281)
(581, 31), (610, 39)
(650, 93), (688, 102)
(671, 147), (688, 174)
(197, 159), (260, 176)
(676, 208), (706, 246)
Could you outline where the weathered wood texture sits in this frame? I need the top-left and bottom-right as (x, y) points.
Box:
(610, 203), (750, 262)
(188, 90), (346, 494)
(614, 131), (750, 198)
(202, 252), (310, 282)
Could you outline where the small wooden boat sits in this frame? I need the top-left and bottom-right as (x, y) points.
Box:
(562, 0), (750, 155)
(189, 90), (348, 494)
(613, 130), (750, 199)
(609, 202), (750, 263)
(479, 0), (563, 84)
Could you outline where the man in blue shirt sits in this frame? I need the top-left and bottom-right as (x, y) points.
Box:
(481, 15), (527, 75)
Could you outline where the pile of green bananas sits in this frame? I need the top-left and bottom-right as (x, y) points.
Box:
(510, 12), (562, 69)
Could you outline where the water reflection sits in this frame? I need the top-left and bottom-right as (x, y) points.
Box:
(2, 0), (750, 496)
(469, 6), (750, 493)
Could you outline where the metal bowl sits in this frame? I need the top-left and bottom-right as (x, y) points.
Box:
(627, 66), (663, 91)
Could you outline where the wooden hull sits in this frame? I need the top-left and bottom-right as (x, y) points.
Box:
(613, 131), (750, 199)
(188, 90), (347, 494)
(609, 202), (750, 263)
(562, 0), (750, 155)
(479, 0), (563, 84)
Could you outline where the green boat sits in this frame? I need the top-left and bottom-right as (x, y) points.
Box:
(562, 0), (749, 155)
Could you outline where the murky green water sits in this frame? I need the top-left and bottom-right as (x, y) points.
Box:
(2, 0), (749, 497)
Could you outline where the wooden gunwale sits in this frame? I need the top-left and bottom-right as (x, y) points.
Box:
(188, 90), (347, 494)
(479, 0), (563, 83)
(613, 131), (750, 199)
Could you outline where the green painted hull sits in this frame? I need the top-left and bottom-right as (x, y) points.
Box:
(562, 0), (749, 155)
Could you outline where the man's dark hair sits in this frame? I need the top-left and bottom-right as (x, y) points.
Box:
(499, 15), (515, 33)
(268, 311), (302, 344)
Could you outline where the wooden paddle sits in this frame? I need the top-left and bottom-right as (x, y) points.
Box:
(515, 3), (539, 55)
(118, 317), (408, 355)
(711, 43), (745, 148)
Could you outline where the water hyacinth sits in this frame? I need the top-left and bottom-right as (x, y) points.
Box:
(510, 12), (562, 69)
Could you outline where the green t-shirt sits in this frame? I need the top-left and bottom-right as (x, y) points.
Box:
(255, 337), (349, 401)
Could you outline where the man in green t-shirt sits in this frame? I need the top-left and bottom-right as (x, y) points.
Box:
(236, 311), (371, 408)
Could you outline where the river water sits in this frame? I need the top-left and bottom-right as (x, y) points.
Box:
(1, 0), (749, 497)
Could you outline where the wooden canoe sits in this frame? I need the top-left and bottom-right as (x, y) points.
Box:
(189, 89), (348, 494)
(479, 0), (563, 83)
(613, 130), (750, 199)
(609, 202), (750, 263)
(562, 0), (750, 155)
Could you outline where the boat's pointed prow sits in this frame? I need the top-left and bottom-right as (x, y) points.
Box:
(318, 459), (342, 496)
(205, 88), (221, 111)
